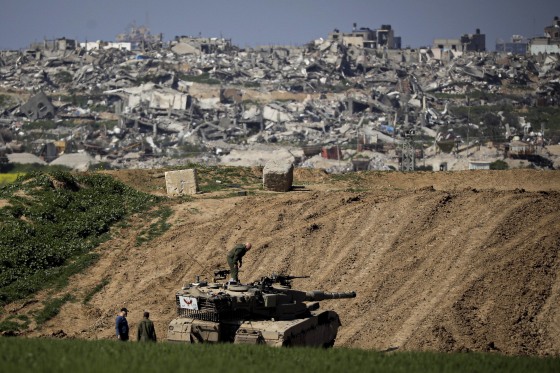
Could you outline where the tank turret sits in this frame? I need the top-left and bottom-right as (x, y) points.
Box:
(167, 273), (356, 347)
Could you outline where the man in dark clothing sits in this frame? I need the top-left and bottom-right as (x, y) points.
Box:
(137, 311), (157, 342)
(227, 242), (251, 283)
(115, 308), (129, 341)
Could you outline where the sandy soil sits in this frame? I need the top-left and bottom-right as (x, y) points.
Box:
(5, 169), (560, 356)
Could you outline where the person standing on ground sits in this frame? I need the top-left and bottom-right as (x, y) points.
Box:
(137, 311), (157, 342)
(115, 308), (129, 341)
(227, 242), (251, 283)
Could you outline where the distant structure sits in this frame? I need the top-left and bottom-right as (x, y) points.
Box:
(496, 35), (528, 55)
(172, 35), (233, 54)
(79, 41), (132, 51)
(433, 29), (485, 52)
(529, 16), (560, 55)
(328, 23), (401, 50)
(115, 21), (162, 50)
(461, 29), (486, 52)
(28, 37), (76, 52)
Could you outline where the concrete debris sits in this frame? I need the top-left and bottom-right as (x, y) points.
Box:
(49, 152), (97, 171)
(20, 91), (55, 120)
(6, 152), (46, 165)
(1, 34), (560, 172)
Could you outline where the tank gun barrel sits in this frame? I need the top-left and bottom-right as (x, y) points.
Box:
(304, 291), (356, 301)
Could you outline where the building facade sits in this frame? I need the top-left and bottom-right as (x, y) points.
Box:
(328, 23), (400, 50)
(496, 35), (528, 55)
(432, 29), (485, 52)
(529, 16), (560, 55)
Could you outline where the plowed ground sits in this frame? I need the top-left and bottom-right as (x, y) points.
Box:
(6, 169), (560, 355)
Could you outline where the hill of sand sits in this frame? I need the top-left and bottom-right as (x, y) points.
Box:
(5, 169), (560, 356)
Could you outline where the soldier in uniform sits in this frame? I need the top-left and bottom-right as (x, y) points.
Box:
(227, 242), (251, 283)
(137, 311), (157, 342)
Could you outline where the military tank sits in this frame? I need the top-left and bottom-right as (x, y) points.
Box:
(167, 272), (356, 347)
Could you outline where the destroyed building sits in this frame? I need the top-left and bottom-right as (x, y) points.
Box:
(433, 29), (485, 52)
(115, 22), (163, 50)
(19, 91), (56, 120)
(328, 23), (400, 50)
(529, 16), (560, 55)
(29, 37), (77, 52)
(460, 29), (486, 52)
(1, 19), (560, 172)
(496, 35), (528, 55)
(173, 36), (233, 54)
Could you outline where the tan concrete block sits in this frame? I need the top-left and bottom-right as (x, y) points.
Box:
(165, 169), (199, 195)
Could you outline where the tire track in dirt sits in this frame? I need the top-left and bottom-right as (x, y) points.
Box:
(380, 191), (522, 350)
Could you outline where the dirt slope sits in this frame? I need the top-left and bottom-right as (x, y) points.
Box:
(7, 169), (560, 355)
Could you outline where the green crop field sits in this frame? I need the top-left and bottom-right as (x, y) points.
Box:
(0, 338), (558, 373)
(0, 171), (163, 309)
(0, 173), (22, 185)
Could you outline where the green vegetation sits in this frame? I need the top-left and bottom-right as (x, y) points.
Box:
(0, 314), (29, 332)
(490, 160), (509, 170)
(0, 94), (15, 109)
(178, 72), (221, 85)
(0, 338), (558, 373)
(135, 206), (173, 246)
(2, 163), (71, 173)
(175, 142), (209, 158)
(437, 140), (457, 154)
(0, 171), (162, 305)
(21, 119), (59, 130)
(0, 173), (22, 185)
(169, 164), (261, 194)
(35, 293), (74, 325)
(83, 277), (110, 304)
(243, 81), (261, 88)
(330, 172), (368, 184)
(416, 165), (434, 171)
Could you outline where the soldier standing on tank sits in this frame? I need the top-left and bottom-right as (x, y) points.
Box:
(115, 307), (129, 341)
(227, 242), (251, 283)
(137, 311), (157, 342)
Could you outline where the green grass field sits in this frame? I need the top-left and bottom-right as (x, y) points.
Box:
(0, 338), (558, 373)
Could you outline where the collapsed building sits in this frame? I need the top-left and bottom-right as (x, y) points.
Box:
(433, 29), (486, 52)
(529, 16), (560, 55)
(328, 23), (401, 50)
(495, 35), (528, 55)
(1, 20), (560, 172)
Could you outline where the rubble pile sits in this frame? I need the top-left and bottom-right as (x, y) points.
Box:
(1, 38), (560, 172)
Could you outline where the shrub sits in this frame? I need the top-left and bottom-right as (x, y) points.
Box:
(490, 160), (509, 170)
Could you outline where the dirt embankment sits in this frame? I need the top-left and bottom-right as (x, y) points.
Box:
(7, 169), (560, 356)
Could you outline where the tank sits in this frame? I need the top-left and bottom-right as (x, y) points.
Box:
(167, 273), (356, 347)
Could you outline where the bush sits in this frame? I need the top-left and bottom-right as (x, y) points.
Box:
(490, 160), (509, 170)
(416, 165), (433, 171)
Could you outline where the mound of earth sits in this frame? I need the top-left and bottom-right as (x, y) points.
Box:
(5, 169), (560, 356)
